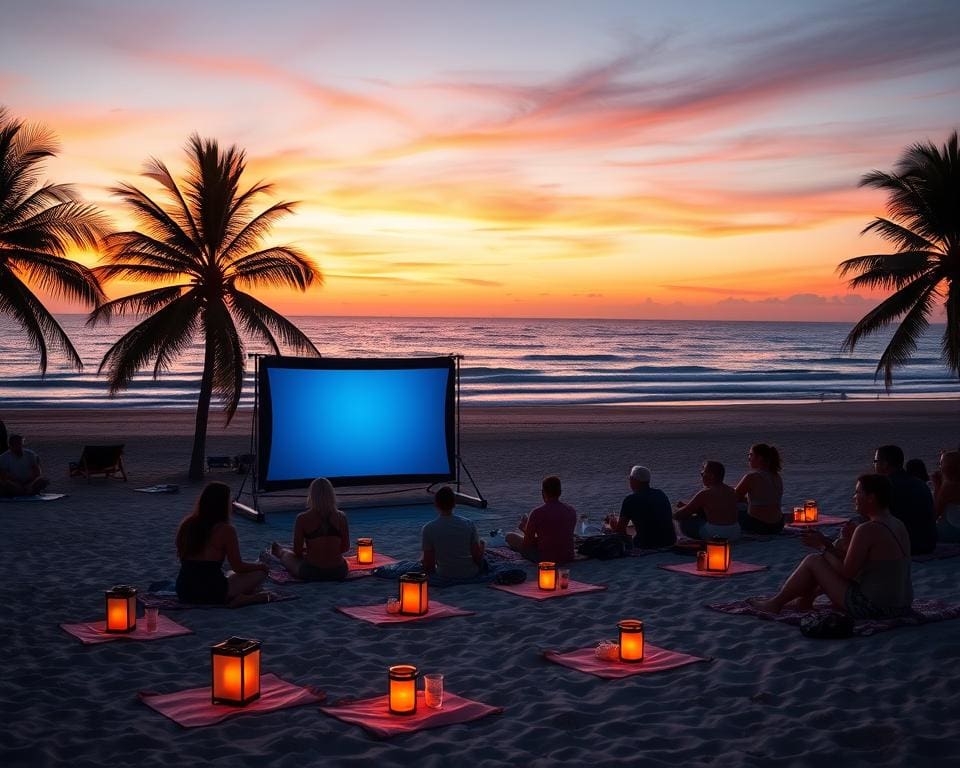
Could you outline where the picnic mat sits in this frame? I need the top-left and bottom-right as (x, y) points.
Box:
(543, 644), (712, 679)
(259, 552), (372, 584)
(134, 485), (180, 494)
(913, 542), (960, 563)
(335, 601), (475, 625)
(0, 493), (67, 502)
(320, 691), (502, 738)
(489, 579), (606, 600)
(659, 561), (767, 578)
(347, 552), (399, 571)
(707, 597), (960, 637)
(139, 581), (298, 609)
(139, 673), (325, 728)
(785, 514), (848, 530)
(60, 615), (192, 644)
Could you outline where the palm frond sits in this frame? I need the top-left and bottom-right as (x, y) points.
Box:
(228, 246), (320, 291)
(109, 183), (199, 256)
(2, 183), (78, 226)
(88, 285), (189, 325)
(141, 157), (202, 244)
(103, 230), (198, 275)
(841, 275), (935, 354)
(4, 247), (105, 305)
(228, 288), (320, 356)
(218, 201), (296, 264)
(873, 282), (938, 389)
(859, 218), (936, 252)
(202, 298), (245, 421)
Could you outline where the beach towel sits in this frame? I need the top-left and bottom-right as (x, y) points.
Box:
(707, 597), (960, 637)
(913, 542), (960, 563)
(60, 615), (192, 644)
(489, 579), (606, 600)
(335, 601), (475, 625)
(258, 551), (371, 584)
(347, 551), (400, 571)
(543, 644), (712, 679)
(140, 580), (297, 609)
(371, 557), (527, 587)
(139, 673), (324, 728)
(659, 561), (768, 578)
(134, 484), (179, 494)
(0, 493), (66, 502)
(320, 692), (502, 739)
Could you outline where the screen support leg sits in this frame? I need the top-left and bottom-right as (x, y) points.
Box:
(233, 354), (264, 523)
(453, 454), (487, 508)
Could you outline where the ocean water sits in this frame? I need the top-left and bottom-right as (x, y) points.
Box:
(0, 315), (956, 408)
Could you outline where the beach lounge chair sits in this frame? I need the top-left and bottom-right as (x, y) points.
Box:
(68, 445), (127, 482)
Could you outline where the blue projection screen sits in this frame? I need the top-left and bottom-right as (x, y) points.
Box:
(258, 356), (456, 490)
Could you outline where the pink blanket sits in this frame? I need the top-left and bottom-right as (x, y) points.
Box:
(320, 691), (502, 738)
(489, 579), (606, 600)
(335, 601), (474, 625)
(60, 615), (192, 644)
(347, 552), (399, 571)
(139, 673), (325, 728)
(785, 514), (848, 530)
(659, 561), (767, 578)
(708, 597), (960, 637)
(544, 644), (712, 679)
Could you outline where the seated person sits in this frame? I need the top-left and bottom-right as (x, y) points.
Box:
(422, 485), (485, 579)
(735, 443), (784, 534)
(0, 434), (49, 497)
(905, 458), (930, 484)
(175, 481), (269, 606)
(874, 444), (937, 554)
(933, 451), (960, 543)
(505, 475), (576, 564)
(750, 474), (913, 619)
(271, 478), (350, 581)
(610, 465), (676, 549)
(674, 461), (740, 541)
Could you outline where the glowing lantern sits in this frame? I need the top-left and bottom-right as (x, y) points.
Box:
(538, 561), (558, 591)
(211, 637), (261, 707)
(705, 538), (731, 572)
(356, 537), (374, 565)
(793, 505), (805, 523)
(388, 664), (418, 715)
(104, 585), (137, 633)
(804, 500), (819, 522)
(617, 619), (644, 662)
(399, 572), (429, 615)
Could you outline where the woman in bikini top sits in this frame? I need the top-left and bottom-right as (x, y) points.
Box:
(735, 443), (784, 525)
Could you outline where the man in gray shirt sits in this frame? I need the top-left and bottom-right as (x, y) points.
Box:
(422, 486), (485, 579)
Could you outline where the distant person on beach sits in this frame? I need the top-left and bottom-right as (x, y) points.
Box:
(735, 443), (784, 534)
(750, 474), (913, 619)
(422, 485), (485, 579)
(609, 465), (676, 549)
(175, 481), (269, 606)
(674, 461), (740, 541)
(0, 434), (49, 497)
(932, 451), (960, 543)
(271, 478), (350, 581)
(506, 475), (577, 564)
(873, 444), (937, 555)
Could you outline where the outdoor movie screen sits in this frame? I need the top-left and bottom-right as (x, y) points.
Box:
(258, 356), (456, 490)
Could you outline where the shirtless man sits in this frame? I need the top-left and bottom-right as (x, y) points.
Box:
(674, 461), (740, 541)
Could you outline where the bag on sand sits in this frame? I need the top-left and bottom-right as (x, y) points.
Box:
(577, 534), (628, 560)
(799, 611), (855, 639)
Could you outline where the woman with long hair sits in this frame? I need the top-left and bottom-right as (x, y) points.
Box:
(735, 443), (785, 534)
(175, 481), (268, 606)
(271, 478), (350, 581)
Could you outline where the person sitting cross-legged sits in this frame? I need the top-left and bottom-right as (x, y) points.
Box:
(0, 434), (49, 497)
(673, 460), (740, 542)
(750, 474), (913, 619)
(505, 475), (577, 564)
(271, 477), (350, 582)
(422, 486), (485, 579)
(610, 465), (676, 549)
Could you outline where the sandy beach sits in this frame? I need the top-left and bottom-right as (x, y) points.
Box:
(3, 400), (959, 767)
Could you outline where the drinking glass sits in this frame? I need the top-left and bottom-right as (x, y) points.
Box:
(145, 607), (159, 633)
(559, 569), (570, 589)
(424, 673), (444, 709)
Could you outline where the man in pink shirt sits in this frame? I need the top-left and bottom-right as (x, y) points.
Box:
(505, 475), (577, 564)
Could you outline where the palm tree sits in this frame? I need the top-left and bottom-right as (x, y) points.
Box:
(90, 134), (321, 480)
(0, 107), (105, 372)
(838, 130), (960, 389)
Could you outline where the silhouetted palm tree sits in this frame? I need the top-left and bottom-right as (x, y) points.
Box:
(0, 107), (105, 372)
(90, 135), (321, 479)
(838, 130), (960, 389)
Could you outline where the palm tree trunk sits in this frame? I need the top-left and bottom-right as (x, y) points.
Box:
(188, 331), (215, 480)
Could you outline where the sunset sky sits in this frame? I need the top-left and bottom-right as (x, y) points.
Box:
(2, 0), (959, 320)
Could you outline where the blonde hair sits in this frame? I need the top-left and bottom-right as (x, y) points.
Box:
(307, 477), (339, 524)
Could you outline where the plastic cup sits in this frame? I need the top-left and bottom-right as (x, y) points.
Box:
(145, 607), (159, 633)
(559, 569), (570, 589)
(424, 673), (444, 709)
(386, 598), (401, 615)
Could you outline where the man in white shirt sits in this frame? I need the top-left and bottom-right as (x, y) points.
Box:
(0, 434), (49, 496)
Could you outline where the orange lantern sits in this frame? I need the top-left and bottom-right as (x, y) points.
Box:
(105, 585), (137, 633)
(804, 500), (819, 522)
(705, 538), (731, 572)
(793, 505), (805, 523)
(211, 637), (261, 707)
(399, 572), (429, 615)
(388, 664), (418, 715)
(356, 537), (374, 565)
(618, 619), (644, 662)
(538, 561), (558, 591)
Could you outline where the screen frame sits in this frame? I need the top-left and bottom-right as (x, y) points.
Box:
(256, 355), (457, 491)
